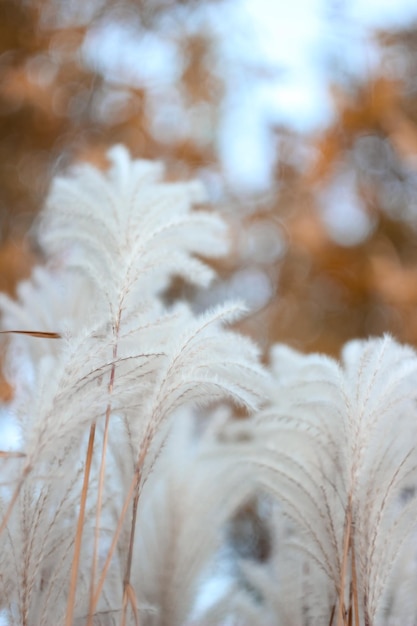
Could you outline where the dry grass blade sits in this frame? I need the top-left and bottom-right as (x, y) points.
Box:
(0, 479), (22, 536)
(0, 330), (61, 338)
(0, 464), (31, 537)
(351, 535), (359, 626)
(121, 477), (142, 626)
(87, 412), (111, 626)
(328, 603), (336, 626)
(120, 426), (154, 624)
(88, 316), (120, 626)
(65, 423), (96, 626)
(88, 400), (117, 621)
(337, 498), (352, 626)
(0, 450), (26, 458)
(91, 470), (138, 612)
(125, 582), (140, 626)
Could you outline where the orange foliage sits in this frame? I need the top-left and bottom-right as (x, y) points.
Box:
(1, 0), (417, 375)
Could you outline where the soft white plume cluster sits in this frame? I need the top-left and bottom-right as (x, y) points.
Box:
(241, 336), (417, 626)
(0, 146), (268, 625)
(1, 146), (417, 626)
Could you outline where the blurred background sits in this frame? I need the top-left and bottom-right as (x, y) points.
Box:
(2, 0), (417, 378)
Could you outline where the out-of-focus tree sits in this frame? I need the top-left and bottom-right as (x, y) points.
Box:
(0, 0), (226, 239)
(262, 30), (417, 355)
(2, 0), (417, 362)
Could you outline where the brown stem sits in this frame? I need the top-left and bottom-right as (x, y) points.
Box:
(0, 330), (61, 339)
(91, 469), (138, 612)
(86, 310), (122, 625)
(120, 432), (152, 626)
(65, 423), (96, 626)
(122, 582), (139, 626)
(328, 603), (336, 626)
(120, 489), (140, 626)
(0, 450), (26, 458)
(351, 535), (360, 626)
(0, 465), (31, 537)
(86, 412), (111, 626)
(337, 497), (352, 626)
(87, 323), (120, 625)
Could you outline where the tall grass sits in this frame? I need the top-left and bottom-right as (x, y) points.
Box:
(0, 146), (416, 625)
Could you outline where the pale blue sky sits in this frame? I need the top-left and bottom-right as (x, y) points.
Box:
(42, 0), (417, 192)
(218, 0), (417, 190)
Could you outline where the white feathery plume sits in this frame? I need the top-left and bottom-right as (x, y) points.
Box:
(251, 335), (417, 625)
(0, 146), (269, 625)
(131, 415), (256, 626)
(39, 145), (228, 313)
(233, 502), (331, 626)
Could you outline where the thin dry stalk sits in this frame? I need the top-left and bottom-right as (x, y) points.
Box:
(328, 603), (336, 626)
(337, 497), (352, 626)
(0, 465), (31, 537)
(351, 535), (360, 626)
(88, 315), (120, 625)
(120, 428), (153, 625)
(91, 468), (139, 612)
(0, 330), (61, 338)
(121, 489), (140, 626)
(65, 423), (96, 626)
(122, 582), (140, 626)
(87, 411), (111, 626)
(0, 451), (26, 458)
